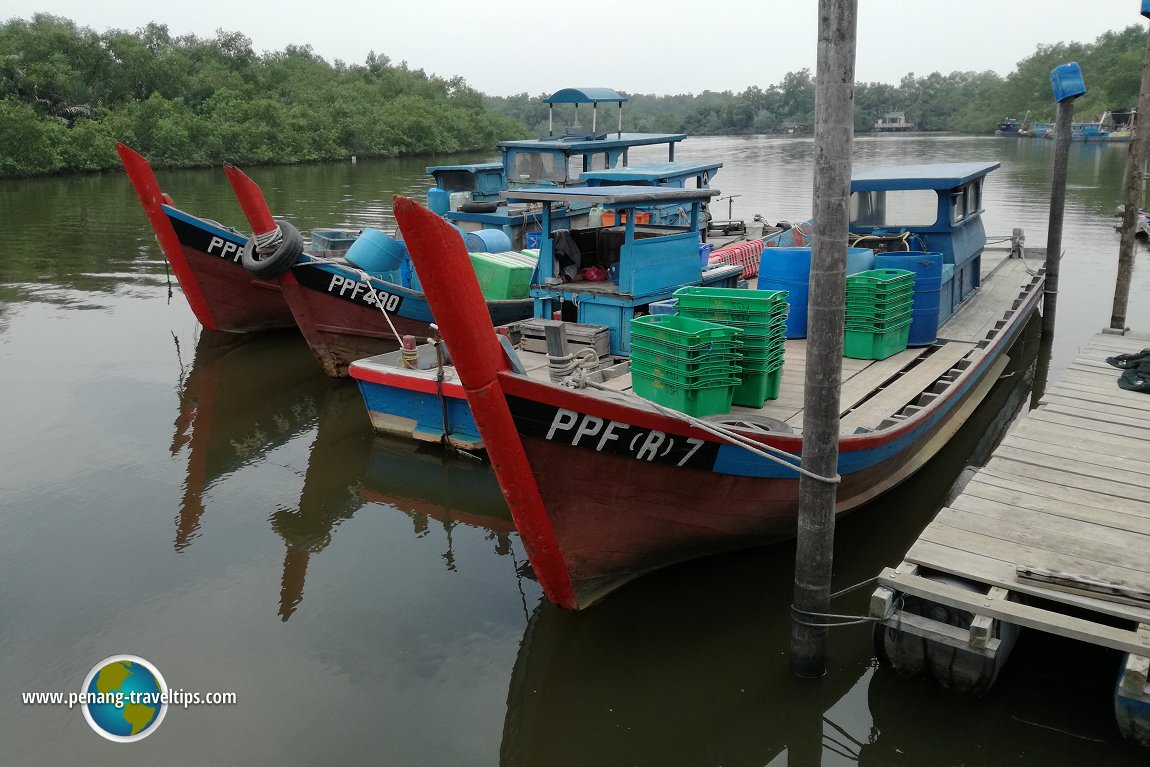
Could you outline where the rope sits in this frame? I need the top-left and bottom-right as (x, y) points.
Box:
(570, 372), (840, 485)
(253, 225), (284, 253)
(296, 254), (403, 345)
(789, 577), (900, 628)
(548, 348), (598, 383)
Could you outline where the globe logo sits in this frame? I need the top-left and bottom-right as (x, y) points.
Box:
(80, 655), (168, 742)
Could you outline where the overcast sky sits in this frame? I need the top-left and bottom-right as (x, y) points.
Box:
(5, 1), (1146, 96)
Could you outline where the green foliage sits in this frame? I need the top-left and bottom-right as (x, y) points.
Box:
(486, 26), (1149, 138)
(2, 13), (1147, 177)
(0, 15), (528, 177)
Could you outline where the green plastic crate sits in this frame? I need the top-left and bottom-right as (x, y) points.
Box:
(673, 286), (789, 312)
(844, 321), (911, 360)
(732, 367), (783, 407)
(630, 345), (743, 371)
(676, 307), (789, 333)
(631, 314), (743, 347)
(845, 268), (915, 289)
(630, 334), (743, 359)
(469, 250), (537, 300)
(631, 369), (735, 417)
(630, 359), (742, 388)
(845, 311), (913, 330)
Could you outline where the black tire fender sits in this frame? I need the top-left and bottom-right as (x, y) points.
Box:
(458, 200), (499, 214)
(241, 220), (304, 279)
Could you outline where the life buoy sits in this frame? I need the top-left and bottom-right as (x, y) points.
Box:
(241, 220), (304, 280)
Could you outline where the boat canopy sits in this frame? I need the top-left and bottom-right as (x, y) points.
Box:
(540, 87), (630, 140)
(502, 185), (717, 208)
(544, 87), (627, 105)
(851, 162), (1000, 192)
(578, 161), (722, 186)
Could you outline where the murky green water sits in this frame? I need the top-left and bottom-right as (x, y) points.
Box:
(1, 136), (1147, 764)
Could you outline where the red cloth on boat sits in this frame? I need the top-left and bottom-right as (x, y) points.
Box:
(710, 238), (765, 279)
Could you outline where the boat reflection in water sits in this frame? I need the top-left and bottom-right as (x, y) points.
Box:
(170, 329), (329, 551)
(170, 327), (518, 620)
(501, 316), (1136, 765)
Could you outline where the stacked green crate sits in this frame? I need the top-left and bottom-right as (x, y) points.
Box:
(629, 315), (744, 417)
(672, 287), (789, 407)
(844, 269), (915, 360)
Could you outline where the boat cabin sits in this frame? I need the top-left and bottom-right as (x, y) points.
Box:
(849, 161), (998, 325)
(577, 160), (723, 227)
(503, 186), (742, 354)
(429, 88), (694, 248)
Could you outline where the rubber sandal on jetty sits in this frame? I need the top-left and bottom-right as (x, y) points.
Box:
(1105, 348), (1150, 369)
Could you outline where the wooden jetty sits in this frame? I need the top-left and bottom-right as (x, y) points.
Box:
(871, 329), (1150, 745)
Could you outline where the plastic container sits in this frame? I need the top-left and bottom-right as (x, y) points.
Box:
(630, 345), (742, 372)
(630, 358), (742, 388)
(310, 229), (359, 253)
(1051, 62), (1086, 103)
(732, 367), (782, 407)
(630, 314), (743, 347)
(464, 228), (513, 253)
(469, 251), (536, 300)
(844, 321), (912, 360)
(674, 286), (789, 313)
(874, 252), (943, 346)
(428, 188), (451, 216)
(648, 299), (678, 315)
(698, 243), (715, 268)
(630, 335), (743, 360)
(631, 369), (735, 417)
(345, 228), (407, 273)
(602, 210), (651, 226)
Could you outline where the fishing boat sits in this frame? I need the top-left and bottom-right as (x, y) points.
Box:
(388, 161), (1045, 609)
(117, 143), (298, 333)
(349, 186), (810, 449)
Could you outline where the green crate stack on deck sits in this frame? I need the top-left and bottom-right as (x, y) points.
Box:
(629, 315), (744, 417)
(844, 268), (915, 360)
(672, 287), (789, 407)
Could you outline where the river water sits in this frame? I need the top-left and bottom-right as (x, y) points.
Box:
(1, 135), (1148, 764)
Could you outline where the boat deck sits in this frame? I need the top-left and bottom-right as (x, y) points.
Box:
(872, 329), (1150, 658)
(516, 248), (1039, 436)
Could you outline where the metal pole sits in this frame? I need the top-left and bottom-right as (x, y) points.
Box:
(1043, 99), (1075, 343)
(790, 0), (857, 679)
(1112, 20), (1150, 330)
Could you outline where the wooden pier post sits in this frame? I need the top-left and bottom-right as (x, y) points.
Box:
(790, 0), (857, 678)
(1042, 63), (1086, 343)
(1112, 14), (1150, 331)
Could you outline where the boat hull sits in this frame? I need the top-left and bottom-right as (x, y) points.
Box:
(493, 272), (1042, 607)
(163, 207), (297, 332)
(280, 262), (534, 377)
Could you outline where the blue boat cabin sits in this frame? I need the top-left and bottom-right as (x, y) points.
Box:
(503, 186), (741, 355)
(849, 162), (998, 325)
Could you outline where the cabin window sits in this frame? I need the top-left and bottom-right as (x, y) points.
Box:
(850, 189), (938, 228)
(965, 180), (982, 217)
(511, 151), (565, 183)
(951, 191), (965, 224)
(433, 170), (477, 193)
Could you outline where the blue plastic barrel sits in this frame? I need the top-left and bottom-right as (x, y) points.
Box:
(428, 188), (451, 216)
(464, 228), (512, 253)
(345, 228), (407, 274)
(875, 251), (943, 345)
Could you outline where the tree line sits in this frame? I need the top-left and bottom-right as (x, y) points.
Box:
(0, 14), (526, 177)
(1, 14), (1146, 178)
(486, 25), (1148, 135)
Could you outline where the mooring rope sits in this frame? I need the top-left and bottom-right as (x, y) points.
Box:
(253, 225), (284, 253)
(548, 348), (599, 383)
(296, 254), (404, 345)
(569, 371), (840, 485)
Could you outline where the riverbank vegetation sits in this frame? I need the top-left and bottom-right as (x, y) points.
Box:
(1, 14), (1146, 178)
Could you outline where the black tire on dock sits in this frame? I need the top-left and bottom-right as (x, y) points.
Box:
(459, 200), (499, 214)
(241, 221), (304, 280)
(874, 575), (1020, 698)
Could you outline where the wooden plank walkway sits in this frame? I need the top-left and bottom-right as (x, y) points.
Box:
(874, 329), (1150, 658)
